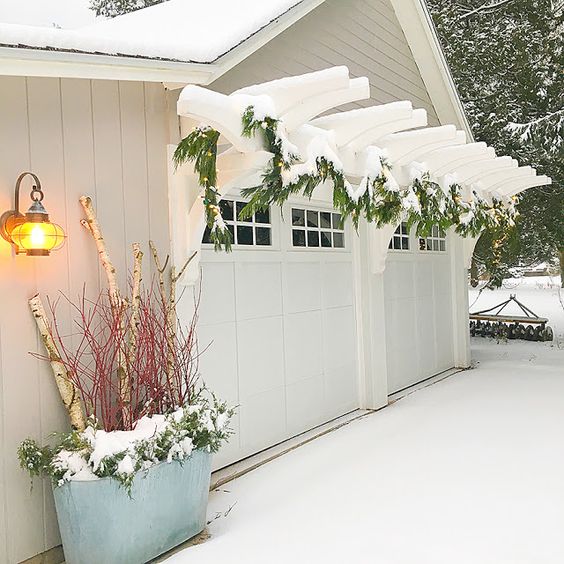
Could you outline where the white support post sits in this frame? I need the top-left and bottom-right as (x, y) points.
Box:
(450, 232), (472, 368)
(353, 221), (390, 411)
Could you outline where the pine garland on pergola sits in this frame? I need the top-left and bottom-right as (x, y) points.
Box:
(173, 104), (518, 252)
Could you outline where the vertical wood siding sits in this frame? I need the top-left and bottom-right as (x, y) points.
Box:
(211, 0), (441, 124)
(0, 77), (170, 564)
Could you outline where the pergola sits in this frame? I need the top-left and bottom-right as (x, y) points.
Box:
(169, 66), (550, 284)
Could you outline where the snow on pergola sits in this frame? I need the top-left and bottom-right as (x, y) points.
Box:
(170, 66), (551, 283)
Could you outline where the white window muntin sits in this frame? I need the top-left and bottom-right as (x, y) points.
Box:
(388, 222), (410, 251)
(201, 197), (273, 248)
(290, 205), (346, 250)
(419, 225), (446, 252)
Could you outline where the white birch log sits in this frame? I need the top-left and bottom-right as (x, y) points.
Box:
(29, 294), (86, 431)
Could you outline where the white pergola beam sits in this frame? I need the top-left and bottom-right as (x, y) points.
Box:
(497, 175), (551, 196)
(282, 77), (370, 131)
(456, 156), (516, 184)
(423, 144), (495, 178)
(233, 66), (351, 115)
(380, 126), (465, 165)
(310, 101), (413, 147)
(479, 166), (535, 192)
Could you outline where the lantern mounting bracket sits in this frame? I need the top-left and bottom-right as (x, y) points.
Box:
(1, 172), (43, 252)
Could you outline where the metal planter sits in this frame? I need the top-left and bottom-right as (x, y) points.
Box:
(53, 450), (212, 564)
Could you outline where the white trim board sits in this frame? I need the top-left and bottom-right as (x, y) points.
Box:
(389, 0), (474, 139)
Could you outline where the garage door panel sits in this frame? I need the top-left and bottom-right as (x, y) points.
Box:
(284, 310), (323, 385)
(386, 260), (415, 300)
(199, 262), (236, 326)
(324, 364), (357, 417)
(235, 261), (282, 320)
(286, 375), (325, 436)
(239, 387), (286, 455)
(283, 261), (322, 313)
(416, 297), (437, 378)
(323, 261), (354, 309)
(415, 261), (434, 298)
(433, 260), (452, 296)
(197, 322), (239, 405)
(323, 306), (356, 370)
(238, 316), (285, 398)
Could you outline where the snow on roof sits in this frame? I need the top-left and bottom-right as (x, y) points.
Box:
(0, 0), (308, 63)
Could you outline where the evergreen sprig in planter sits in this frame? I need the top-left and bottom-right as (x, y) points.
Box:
(19, 197), (234, 564)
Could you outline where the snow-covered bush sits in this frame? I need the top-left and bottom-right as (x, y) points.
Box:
(19, 391), (234, 492)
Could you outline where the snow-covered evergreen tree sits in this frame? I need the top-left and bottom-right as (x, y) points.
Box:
(89, 0), (167, 18)
(427, 0), (564, 285)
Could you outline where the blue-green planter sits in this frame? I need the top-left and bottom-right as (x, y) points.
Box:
(53, 450), (212, 564)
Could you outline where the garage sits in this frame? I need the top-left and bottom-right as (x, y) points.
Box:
(194, 193), (359, 469)
(384, 223), (455, 394)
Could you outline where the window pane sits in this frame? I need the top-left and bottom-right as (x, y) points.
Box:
(419, 238), (426, 251)
(236, 201), (247, 220)
(307, 230), (320, 247)
(439, 240), (446, 251)
(393, 236), (401, 249)
(320, 212), (331, 229)
(292, 208), (305, 227)
(307, 210), (319, 227)
(237, 225), (253, 245)
(255, 227), (271, 246)
(401, 237), (409, 250)
(388, 239), (393, 250)
(254, 208), (270, 224)
(293, 229), (306, 247)
(227, 224), (235, 240)
(333, 232), (344, 248)
(220, 199), (234, 221)
(332, 213), (342, 229)
(321, 231), (332, 247)
(202, 226), (212, 244)
(401, 223), (408, 235)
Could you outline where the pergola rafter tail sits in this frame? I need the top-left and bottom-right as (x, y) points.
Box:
(170, 66), (549, 284)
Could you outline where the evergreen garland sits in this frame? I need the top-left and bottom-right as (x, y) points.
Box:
(173, 127), (232, 251)
(173, 104), (519, 251)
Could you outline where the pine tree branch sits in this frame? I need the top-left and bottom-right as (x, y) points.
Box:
(460, 0), (515, 19)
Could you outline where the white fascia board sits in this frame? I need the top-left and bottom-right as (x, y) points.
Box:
(389, 0), (473, 140)
(0, 46), (216, 83)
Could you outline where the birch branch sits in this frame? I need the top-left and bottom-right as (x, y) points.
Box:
(79, 196), (121, 311)
(79, 195), (130, 426)
(126, 243), (143, 410)
(29, 294), (86, 431)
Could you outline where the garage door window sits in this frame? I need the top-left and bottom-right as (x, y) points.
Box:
(291, 207), (344, 249)
(202, 199), (272, 246)
(419, 225), (446, 252)
(388, 222), (409, 251)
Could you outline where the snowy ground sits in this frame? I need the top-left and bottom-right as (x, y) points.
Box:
(164, 278), (564, 564)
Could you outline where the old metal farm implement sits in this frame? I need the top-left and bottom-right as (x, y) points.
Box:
(469, 294), (553, 341)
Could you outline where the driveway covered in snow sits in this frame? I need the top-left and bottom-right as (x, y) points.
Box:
(166, 340), (564, 564)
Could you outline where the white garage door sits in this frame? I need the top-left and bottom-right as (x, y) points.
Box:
(195, 194), (358, 469)
(384, 224), (455, 394)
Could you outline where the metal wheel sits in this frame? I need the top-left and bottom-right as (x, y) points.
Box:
(524, 325), (535, 341)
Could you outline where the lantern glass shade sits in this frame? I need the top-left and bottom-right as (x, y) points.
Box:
(10, 219), (65, 256)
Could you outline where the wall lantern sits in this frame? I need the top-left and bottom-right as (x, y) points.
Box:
(0, 172), (65, 256)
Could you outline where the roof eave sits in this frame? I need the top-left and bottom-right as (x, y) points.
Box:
(0, 45), (217, 84)
(0, 0), (327, 85)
